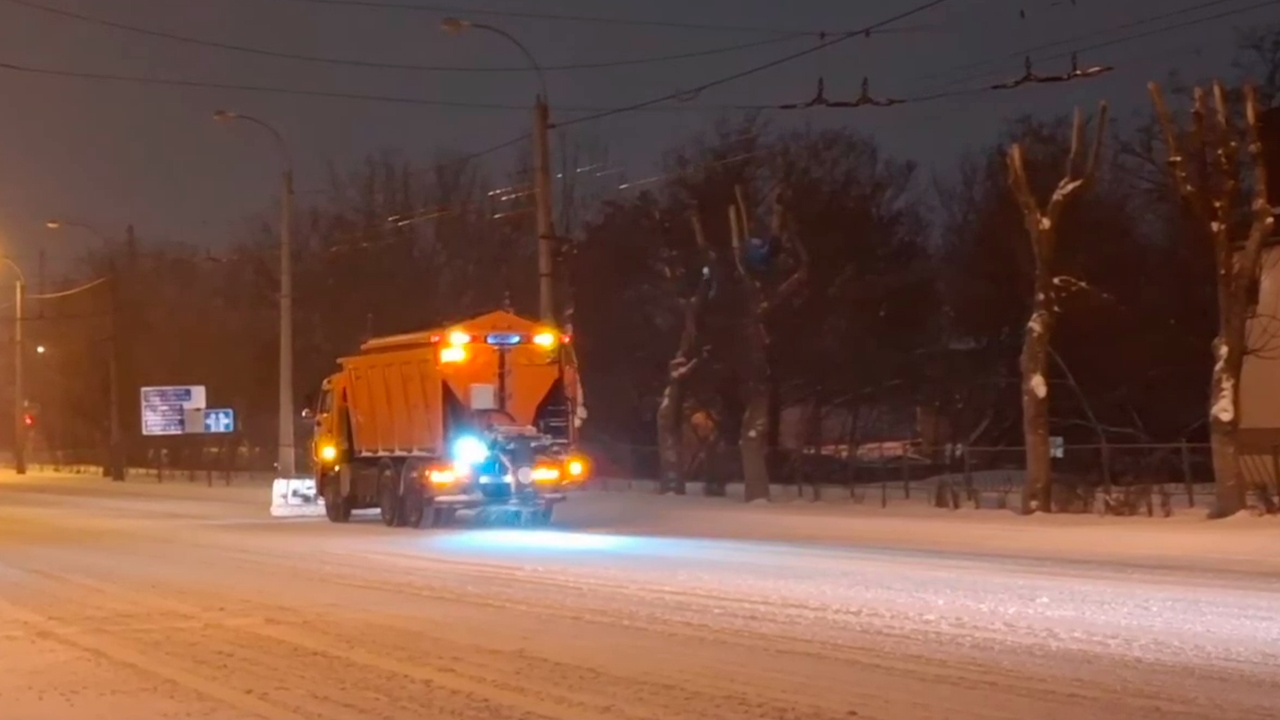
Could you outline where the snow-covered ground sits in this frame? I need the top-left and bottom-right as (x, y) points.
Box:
(0, 472), (1277, 719)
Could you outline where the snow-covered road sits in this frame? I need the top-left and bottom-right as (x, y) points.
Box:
(1, 474), (1276, 719)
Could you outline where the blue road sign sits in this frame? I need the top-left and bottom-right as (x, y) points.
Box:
(204, 408), (235, 434)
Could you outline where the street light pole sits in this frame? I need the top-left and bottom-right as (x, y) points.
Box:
(13, 275), (24, 475)
(441, 18), (557, 323)
(45, 220), (126, 481)
(279, 167), (295, 476)
(1, 257), (26, 475)
(533, 97), (555, 324)
(214, 111), (297, 477)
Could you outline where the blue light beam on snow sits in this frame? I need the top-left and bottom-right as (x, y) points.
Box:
(436, 529), (634, 553)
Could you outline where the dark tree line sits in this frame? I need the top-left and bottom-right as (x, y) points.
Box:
(14, 28), (1278, 513)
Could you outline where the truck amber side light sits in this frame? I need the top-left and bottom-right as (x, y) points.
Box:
(319, 444), (338, 462)
(566, 457), (587, 478)
(532, 330), (557, 349)
(428, 468), (457, 485)
(447, 330), (472, 346)
(531, 465), (561, 482)
(439, 345), (467, 363)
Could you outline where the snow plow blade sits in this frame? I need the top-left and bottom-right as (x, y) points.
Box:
(270, 477), (327, 518)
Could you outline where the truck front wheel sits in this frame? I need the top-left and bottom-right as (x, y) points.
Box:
(323, 476), (351, 523)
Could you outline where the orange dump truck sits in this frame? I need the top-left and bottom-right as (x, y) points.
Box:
(309, 309), (589, 527)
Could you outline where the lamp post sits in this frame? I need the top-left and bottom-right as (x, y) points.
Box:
(213, 111), (297, 477)
(1, 257), (25, 475)
(441, 17), (556, 323)
(44, 219), (125, 481)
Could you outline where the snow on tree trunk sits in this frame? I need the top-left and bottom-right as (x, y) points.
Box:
(740, 393), (771, 503)
(1150, 82), (1275, 518)
(656, 381), (686, 496)
(1209, 335), (1246, 515)
(1020, 304), (1054, 513)
(1006, 103), (1109, 514)
(656, 213), (715, 496)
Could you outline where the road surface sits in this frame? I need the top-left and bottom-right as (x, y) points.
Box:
(0, 473), (1277, 719)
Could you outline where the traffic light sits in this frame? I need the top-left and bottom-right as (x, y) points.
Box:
(22, 412), (34, 428)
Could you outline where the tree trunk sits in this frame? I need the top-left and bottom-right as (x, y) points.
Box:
(1208, 334), (1247, 516)
(1021, 300), (1053, 514)
(656, 382), (685, 495)
(740, 393), (770, 502)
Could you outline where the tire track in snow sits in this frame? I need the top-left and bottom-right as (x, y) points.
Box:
(93, 539), (1246, 720)
(14, 564), (714, 720)
(0, 582), (312, 720)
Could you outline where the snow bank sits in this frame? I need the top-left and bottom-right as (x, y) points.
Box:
(557, 491), (1280, 576)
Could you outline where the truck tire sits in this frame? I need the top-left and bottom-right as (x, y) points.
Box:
(397, 462), (426, 528)
(377, 462), (400, 527)
(401, 486), (426, 529)
(323, 477), (351, 523)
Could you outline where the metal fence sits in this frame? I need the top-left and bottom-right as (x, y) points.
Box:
(9, 439), (1280, 512)
(582, 441), (1219, 485)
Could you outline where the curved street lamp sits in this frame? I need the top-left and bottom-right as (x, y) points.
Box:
(440, 18), (557, 323)
(214, 110), (297, 477)
(45, 218), (126, 481)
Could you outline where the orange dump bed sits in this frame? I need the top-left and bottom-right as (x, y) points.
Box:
(336, 310), (580, 458)
(339, 345), (444, 457)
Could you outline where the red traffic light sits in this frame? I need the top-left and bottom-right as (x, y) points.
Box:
(22, 413), (34, 427)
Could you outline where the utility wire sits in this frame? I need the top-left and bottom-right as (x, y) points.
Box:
(920, 0), (1249, 84)
(4, 0), (1257, 117)
(0, 61), (764, 113)
(28, 277), (109, 300)
(267, 0), (830, 36)
(0, 0), (812, 73)
(552, 0), (951, 129)
(925, 0), (1279, 91)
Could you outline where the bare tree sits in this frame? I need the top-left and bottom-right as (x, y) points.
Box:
(726, 185), (809, 502)
(1149, 81), (1275, 517)
(655, 212), (715, 495)
(1006, 103), (1109, 513)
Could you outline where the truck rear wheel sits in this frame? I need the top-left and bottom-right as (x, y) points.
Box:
(323, 477), (351, 523)
(377, 462), (401, 527)
(400, 484), (426, 528)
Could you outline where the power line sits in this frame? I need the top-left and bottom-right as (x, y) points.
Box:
(0, 0), (812, 73)
(0, 61), (770, 113)
(920, 0), (1248, 84)
(552, 0), (951, 130)
(0, 61), (518, 108)
(28, 277), (109, 300)
(925, 0), (1279, 91)
(267, 0), (830, 36)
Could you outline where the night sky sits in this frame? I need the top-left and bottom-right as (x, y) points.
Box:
(0, 0), (1267, 270)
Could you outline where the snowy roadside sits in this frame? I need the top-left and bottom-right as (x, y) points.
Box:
(4, 470), (1276, 576)
(556, 490), (1280, 576)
